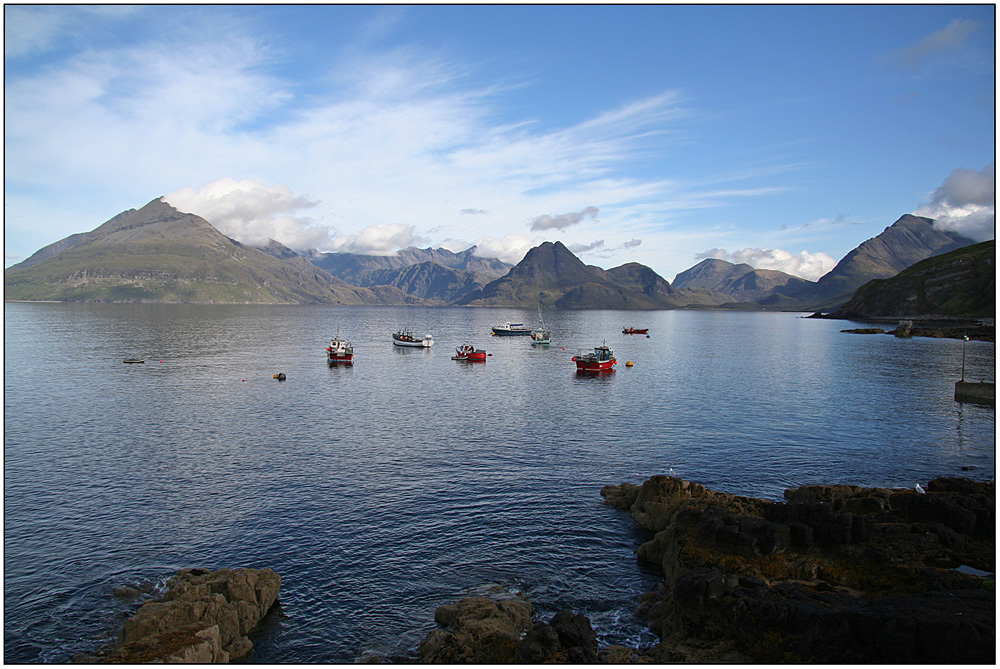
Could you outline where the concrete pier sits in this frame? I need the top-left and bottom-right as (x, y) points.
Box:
(954, 381), (995, 405)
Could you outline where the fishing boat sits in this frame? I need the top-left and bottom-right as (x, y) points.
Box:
(392, 328), (434, 347)
(531, 304), (551, 345)
(491, 321), (533, 336)
(622, 327), (648, 335)
(452, 343), (487, 362)
(572, 342), (617, 372)
(326, 332), (354, 364)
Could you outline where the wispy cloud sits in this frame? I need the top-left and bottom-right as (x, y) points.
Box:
(530, 206), (599, 232)
(4, 5), (886, 278)
(882, 18), (981, 74)
(568, 239), (605, 254)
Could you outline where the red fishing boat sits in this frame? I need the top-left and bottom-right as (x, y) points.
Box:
(452, 343), (487, 362)
(622, 327), (648, 334)
(572, 343), (616, 372)
(326, 332), (354, 364)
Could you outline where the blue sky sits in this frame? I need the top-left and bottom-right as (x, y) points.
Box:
(4, 4), (995, 281)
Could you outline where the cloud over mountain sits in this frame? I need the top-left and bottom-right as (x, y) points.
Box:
(695, 247), (837, 281)
(164, 178), (328, 251)
(472, 233), (546, 265)
(915, 163), (995, 242)
(330, 224), (429, 256)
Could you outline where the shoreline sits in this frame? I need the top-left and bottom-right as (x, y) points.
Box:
(416, 474), (995, 664)
(83, 474), (994, 663)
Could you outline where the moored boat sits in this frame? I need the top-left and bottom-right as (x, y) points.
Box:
(393, 328), (434, 347)
(531, 303), (551, 345)
(572, 342), (617, 372)
(492, 322), (533, 336)
(531, 329), (551, 345)
(326, 332), (354, 364)
(452, 343), (487, 362)
(622, 327), (648, 334)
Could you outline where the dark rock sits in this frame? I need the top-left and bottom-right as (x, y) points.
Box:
(420, 595), (600, 664)
(606, 474), (995, 664)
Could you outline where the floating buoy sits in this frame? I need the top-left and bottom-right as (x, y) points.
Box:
(645, 335), (650, 338)
(625, 361), (634, 367)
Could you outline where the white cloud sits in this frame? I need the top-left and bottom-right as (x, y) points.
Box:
(164, 178), (327, 251)
(530, 206), (599, 232)
(472, 234), (546, 265)
(329, 224), (428, 255)
(914, 163), (995, 242)
(695, 247), (837, 281)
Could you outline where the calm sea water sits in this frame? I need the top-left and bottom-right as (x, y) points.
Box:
(4, 303), (994, 662)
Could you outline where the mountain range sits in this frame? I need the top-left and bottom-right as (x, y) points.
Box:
(4, 198), (988, 316)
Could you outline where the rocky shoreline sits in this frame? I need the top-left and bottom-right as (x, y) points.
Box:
(813, 313), (995, 342)
(89, 476), (994, 663)
(418, 475), (994, 663)
(78, 567), (280, 663)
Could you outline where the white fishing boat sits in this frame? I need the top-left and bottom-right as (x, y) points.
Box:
(392, 328), (434, 347)
(492, 321), (533, 336)
(531, 303), (551, 345)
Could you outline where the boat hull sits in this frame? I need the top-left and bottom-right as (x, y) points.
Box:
(392, 330), (433, 347)
(327, 354), (354, 364)
(393, 338), (432, 347)
(492, 328), (532, 336)
(573, 359), (616, 372)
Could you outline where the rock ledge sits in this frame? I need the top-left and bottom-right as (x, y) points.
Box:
(96, 567), (280, 663)
(601, 475), (995, 663)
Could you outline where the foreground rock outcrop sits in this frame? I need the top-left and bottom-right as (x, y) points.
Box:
(601, 476), (995, 663)
(418, 589), (603, 664)
(96, 567), (280, 663)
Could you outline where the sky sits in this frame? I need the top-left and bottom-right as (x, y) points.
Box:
(4, 4), (995, 282)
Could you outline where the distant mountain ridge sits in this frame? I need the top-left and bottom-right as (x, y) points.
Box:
(4, 199), (406, 304)
(673, 259), (816, 304)
(671, 215), (975, 311)
(458, 241), (732, 309)
(306, 246), (510, 304)
(4, 199), (987, 315)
